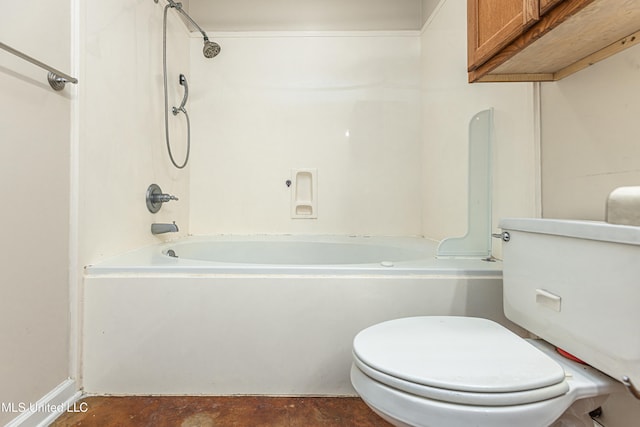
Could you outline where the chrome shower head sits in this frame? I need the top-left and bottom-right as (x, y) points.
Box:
(203, 40), (221, 58)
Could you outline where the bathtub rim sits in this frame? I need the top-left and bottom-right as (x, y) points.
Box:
(85, 234), (502, 277)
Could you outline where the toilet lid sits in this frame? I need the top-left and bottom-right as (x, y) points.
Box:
(353, 317), (567, 395)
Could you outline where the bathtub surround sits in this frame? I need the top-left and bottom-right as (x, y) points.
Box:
(186, 0), (538, 246)
(190, 0), (539, 246)
(189, 31), (423, 236)
(78, 0), (191, 268)
(76, 0), (539, 276)
(187, 0), (538, 249)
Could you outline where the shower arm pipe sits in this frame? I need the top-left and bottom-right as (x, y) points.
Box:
(154, 0), (210, 41)
(0, 41), (78, 91)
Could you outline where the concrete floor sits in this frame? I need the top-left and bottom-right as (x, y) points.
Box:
(50, 396), (393, 426)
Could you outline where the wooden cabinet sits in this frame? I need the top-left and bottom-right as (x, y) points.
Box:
(538, 0), (564, 14)
(468, 0), (640, 82)
(467, 0), (539, 71)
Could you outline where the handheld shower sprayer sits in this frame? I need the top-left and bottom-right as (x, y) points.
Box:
(157, 0), (221, 169)
(173, 74), (188, 115)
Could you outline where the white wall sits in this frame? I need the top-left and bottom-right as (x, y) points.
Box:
(0, 1), (71, 423)
(189, 32), (422, 236)
(541, 43), (640, 220)
(78, 0), (191, 268)
(420, 0), (539, 256)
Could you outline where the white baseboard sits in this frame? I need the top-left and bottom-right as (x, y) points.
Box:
(4, 379), (82, 427)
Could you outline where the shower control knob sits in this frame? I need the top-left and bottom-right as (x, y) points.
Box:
(153, 194), (179, 203)
(146, 183), (178, 213)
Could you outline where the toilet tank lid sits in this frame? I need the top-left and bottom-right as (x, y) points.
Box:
(499, 218), (640, 246)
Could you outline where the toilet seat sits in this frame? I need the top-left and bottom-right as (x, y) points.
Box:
(353, 316), (570, 406)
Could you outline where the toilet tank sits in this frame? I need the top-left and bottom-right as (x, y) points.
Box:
(499, 218), (640, 386)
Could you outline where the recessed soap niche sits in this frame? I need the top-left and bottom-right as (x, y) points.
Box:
(290, 168), (317, 219)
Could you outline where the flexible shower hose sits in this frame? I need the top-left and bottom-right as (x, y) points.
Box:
(162, 4), (190, 169)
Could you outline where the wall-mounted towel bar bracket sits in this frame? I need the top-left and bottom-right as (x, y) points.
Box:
(0, 41), (78, 91)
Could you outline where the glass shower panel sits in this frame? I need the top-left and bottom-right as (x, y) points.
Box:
(437, 109), (493, 258)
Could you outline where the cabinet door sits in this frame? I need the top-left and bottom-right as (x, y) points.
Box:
(468, 0), (540, 71)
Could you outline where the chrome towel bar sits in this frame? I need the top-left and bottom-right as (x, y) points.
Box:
(0, 41), (78, 91)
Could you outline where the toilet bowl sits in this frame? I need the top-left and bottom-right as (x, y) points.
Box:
(351, 316), (619, 427)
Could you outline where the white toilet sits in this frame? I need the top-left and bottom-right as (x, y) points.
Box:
(351, 218), (640, 427)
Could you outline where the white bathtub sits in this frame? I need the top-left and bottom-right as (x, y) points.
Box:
(87, 235), (500, 275)
(83, 235), (509, 396)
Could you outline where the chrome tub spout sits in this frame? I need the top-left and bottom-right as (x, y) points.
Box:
(151, 222), (179, 235)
